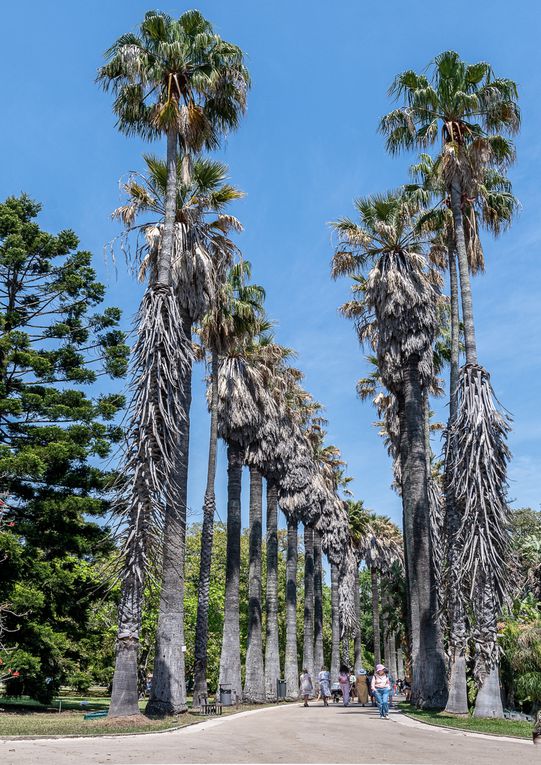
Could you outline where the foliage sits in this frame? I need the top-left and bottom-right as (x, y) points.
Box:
(0, 195), (128, 703)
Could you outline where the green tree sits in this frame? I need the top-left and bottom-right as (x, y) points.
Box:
(0, 194), (127, 703)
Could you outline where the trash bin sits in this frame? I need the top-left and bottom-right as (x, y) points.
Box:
(276, 679), (287, 700)
(219, 685), (232, 706)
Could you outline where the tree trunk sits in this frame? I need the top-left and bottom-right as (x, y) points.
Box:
(397, 644), (405, 680)
(244, 468), (265, 702)
(193, 351), (219, 706)
(313, 529), (324, 679)
(353, 566), (363, 671)
(264, 480), (280, 700)
(147, 312), (191, 716)
(399, 356), (448, 709)
(371, 567), (381, 666)
(474, 665), (504, 718)
(157, 127), (178, 288)
(450, 179), (477, 365)
(330, 562), (340, 682)
(302, 524), (315, 680)
(109, 540), (144, 717)
(448, 237), (460, 420)
(218, 442), (243, 700)
(389, 632), (398, 681)
(285, 515), (299, 700)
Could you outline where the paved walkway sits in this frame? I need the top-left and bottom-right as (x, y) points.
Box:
(2, 702), (535, 765)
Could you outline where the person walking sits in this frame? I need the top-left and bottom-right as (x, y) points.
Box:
(355, 669), (369, 706)
(318, 666), (331, 707)
(338, 665), (351, 707)
(300, 668), (314, 707)
(371, 663), (391, 719)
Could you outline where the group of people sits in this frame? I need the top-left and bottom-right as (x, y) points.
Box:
(299, 663), (399, 719)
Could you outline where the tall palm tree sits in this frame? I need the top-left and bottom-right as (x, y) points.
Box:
(99, 9), (249, 716)
(302, 523), (315, 681)
(330, 562), (340, 682)
(194, 263), (265, 704)
(347, 499), (371, 670)
(285, 510), (300, 698)
(381, 52), (519, 716)
(243, 466), (265, 702)
(264, 479), (281, 700)
(332, 192), (447, 707)
(313, 529), (325, 676)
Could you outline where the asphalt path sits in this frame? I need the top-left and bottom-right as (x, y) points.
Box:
(2, 700), (536, 765)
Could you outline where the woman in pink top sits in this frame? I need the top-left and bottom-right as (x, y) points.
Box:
(371, 664), (391, 718)
(338, 665), (351, 706)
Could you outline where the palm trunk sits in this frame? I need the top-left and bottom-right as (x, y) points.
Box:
(448, 237), (460, 419)
(157, 127), (178, 288)
(147, 309), (191, 717)
(193, 351), (219, 705)
(218, 442), (243, 700)
(264, 480), (280, 700)
(473, 578), (504, 718)
(390, 633), (398, 681)
(313, 530), (324, 678)
(109, 521), (144, 717)
(330, 562), (340, 683)
(450, 179), (477, 365)
(397, 644), (405, 680)
(353, 566), (363, 671)
(285, 515), (299, 699)
(371, 567), (381, 666)
(244, 468), (265, 702)
(398, 356), (447, 708)
(302, 524), (315, 680)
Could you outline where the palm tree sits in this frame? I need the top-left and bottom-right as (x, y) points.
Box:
(193, 263), (265, 704)
(243, 466), (265, 702)
(285, 510), (300, 699)
(347, 499), (371, 670)
(302, 523), (315, 681)
(330, 562), (341, 682)
(381, 52), (519, 716)
(99, 9), (249, 716)
(331, 192), (447, 707)
(264, 479), (281, 700)
(313, 529), (325, 676)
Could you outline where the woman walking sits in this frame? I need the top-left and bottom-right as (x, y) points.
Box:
(318, 666), (331, 707)
(300, 668), (314, 708)
(355, 669), (369, 706)
(371, 664), (391, 719)
(338, 665), (351, 707)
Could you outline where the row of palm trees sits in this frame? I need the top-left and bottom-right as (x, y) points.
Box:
(99, 9), (389, 718)
(332, 51), (519, 714)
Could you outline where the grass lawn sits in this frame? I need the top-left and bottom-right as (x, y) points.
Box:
(398, 702), (533, 739)
(0, 694), (270, 737)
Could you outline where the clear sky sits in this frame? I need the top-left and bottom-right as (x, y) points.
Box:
(2, 0), (540, 531)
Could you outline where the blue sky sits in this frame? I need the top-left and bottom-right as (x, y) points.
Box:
(2, 0), (540, 532)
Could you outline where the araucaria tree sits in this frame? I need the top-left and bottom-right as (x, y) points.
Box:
(0, 195), (128, 704)
(99, 9), (249, 716)
(332, 192), (448, 707)
(381, 51), (519, 717)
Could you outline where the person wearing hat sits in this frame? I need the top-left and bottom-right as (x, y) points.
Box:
(355, 669), (369, 706)
(371, 664), (391, 719)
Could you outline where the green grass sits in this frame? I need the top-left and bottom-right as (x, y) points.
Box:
(398, 702), (533, 739)
(0, 695), (272, 738)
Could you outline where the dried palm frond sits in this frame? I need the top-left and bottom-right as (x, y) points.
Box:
(446, 363), (511, 681)
(113, 285), (190, 635)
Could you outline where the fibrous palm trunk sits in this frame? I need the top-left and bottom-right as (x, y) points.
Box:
(147, 310), (192, 716)
(264, 481), (280, 700)
(399, 356), (447, 708)
(284, 515), (299, 699)
(330, 562), (340, 682)
(302, 524), (315, 680)
(353, 566), (363, 671)
(193, 351), (219, 706)
(449, 178), (509, 718)
(313, 530), (324, 679)
(370, 567), (382, 666)
(218, 442), (243, 700)
(244, 468), (265, 702)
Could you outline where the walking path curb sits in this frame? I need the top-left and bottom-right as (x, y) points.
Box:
(394, 709), (532, 745)
(0, 702), (288, 743)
